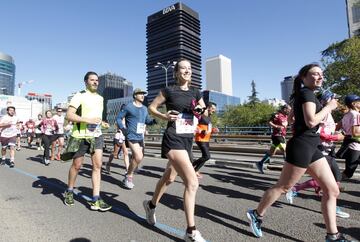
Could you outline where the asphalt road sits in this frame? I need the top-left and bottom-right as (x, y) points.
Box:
(0, 146), (359, 242)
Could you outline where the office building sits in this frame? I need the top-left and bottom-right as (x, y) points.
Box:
(346, 0), (360, 37)
(97, 72), (133, 120)
(25, 92), (52, 113)
(146, 2), (202, 101)
(0, 95), (42, 121)
(206, 55), (233, 96)
(202, 90), (240, 114)
(0, 52), (16, 95)
(106, 96), (134, 126)
(281, 76), (294, 103)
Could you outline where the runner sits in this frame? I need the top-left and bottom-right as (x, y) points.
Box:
(143, 58), (207, 242)
(338, 94), (360, 180)
(105, 126), (129, 174)
(256, 104), (291, 174)
(192, 102), (218, 179)
(62, 71), (111, 212)
(0, 106), (19, 167)
(116, 88), (156, 189)
(24, 118), (36, 148)
(35, 114), (44, 150)
(15, 121), (24, 151)
(246, 63), (352, 241)
(39, 110), (58, 166)
(285, 90), (350, 219)
(52, 108), (65, 161)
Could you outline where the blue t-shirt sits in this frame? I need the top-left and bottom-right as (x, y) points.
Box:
(116, 102), (155, 141)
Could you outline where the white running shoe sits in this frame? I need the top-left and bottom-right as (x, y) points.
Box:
(143, 200), (156, 225)
(184, 230), (206, 242)
(122, 176), (134, 189)
(285, 188), (297, 204)
(336, 206), (350, 218)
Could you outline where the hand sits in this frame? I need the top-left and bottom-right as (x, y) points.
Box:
(167, 111), (179, 121)
(336, 132), (345, 141)
(200, 130), (207, 136)
(326, 99), (338, 111)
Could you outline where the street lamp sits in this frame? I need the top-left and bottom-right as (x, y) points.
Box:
(154, 61), (176, 87)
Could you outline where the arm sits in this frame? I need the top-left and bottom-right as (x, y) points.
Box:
(116, 109), (127, 129)
(148, 91), (172, 121)
(66, 106), (101, 125)
(302, 99), (337, 128)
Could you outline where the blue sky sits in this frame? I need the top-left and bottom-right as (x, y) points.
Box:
(1, 0), (348, 105)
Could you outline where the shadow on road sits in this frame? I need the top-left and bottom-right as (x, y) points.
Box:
(314, 223), (359, 241)
(27, 154), (45, 165)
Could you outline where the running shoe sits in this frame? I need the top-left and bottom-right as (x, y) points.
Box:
(246, 209), (263, 238)
(1, 159), (5, 165)
(256, 162), (264, 174)
(37, 146), (41, 151)
(64, 191), (74, 206)
(143, 200), (156, 225)
(336, 206), (350, 219)
(9, 161), (15, 168)
(123, 176), (135, 189)
(184, 230), (206, 242)
(325, 233), (354, 241)
(87, 199), (112, 211)
(44, 159), (50, 166)
(285, 189), (297, 204)
(16, 147), (21, 151)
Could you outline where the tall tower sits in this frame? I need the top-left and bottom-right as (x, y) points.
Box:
(205, 55), (233, 96)
(281, 76), (295, 103)
(0, 52), (16, 95)
(146, 2), (202, 102)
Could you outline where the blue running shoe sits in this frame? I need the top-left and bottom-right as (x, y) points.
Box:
(246, 209), (263, 238)
(256, 162), (264, 174)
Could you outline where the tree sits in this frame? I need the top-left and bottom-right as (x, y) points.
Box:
(321, 37), (360, 97)
(247, 80), (260, 105)
(221, 103), (276, 127)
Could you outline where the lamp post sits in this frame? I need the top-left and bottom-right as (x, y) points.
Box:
(154, 61), (176, 87)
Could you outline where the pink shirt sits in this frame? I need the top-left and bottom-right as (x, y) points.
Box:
(341, 110), (360, 151)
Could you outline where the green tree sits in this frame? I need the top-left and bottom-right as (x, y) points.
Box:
(222, 103), (276, 126)
(321, 37), (360, 97)
(247, 80), (260, 105)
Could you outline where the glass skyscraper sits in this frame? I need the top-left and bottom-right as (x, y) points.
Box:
(98, 72), (133, 120)
(146, 2), (202, 102)
(0, 52), (15, 95)
(202, 90), (241, 114)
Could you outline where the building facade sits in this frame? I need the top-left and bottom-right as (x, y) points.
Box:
(25, 92), (52, 113)
(0, 95), (43, 121)
(206, 55), (233, 96)
(146, 2), (202, 102)
(106, 96), (134, 127)
(202, 90), (240, 114)
(346, 0), (360, 37)
(281, 76), (294, 103)
(0, 52), (16, 95)
(97, 72), (133, 120)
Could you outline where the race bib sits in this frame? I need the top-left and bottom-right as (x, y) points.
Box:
(175, 113), (198, 134)
(136, 123), (146, 134)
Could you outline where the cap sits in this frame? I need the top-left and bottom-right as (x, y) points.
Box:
(133, 88), (147, 96)
(344, 94), (360, 107)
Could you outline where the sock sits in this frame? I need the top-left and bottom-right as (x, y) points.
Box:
(186, 226), (196, 234)
(254, 210), (263, 219)
(66, 188), (73, 193)
(259, 153), (270, 165)
(294, 179), (319, 192)
(92, 195), (100, 202)
(148, 201), (156, 209)
(1, 157), (5, 161)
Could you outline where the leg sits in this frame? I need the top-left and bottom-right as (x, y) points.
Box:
(57, 137), (64, 159)
(166, 150), (199, 227)
(91, 149), (103, 197)
(192, 142), (210, 172)
(257, 162), (306, 216)
(342, 149), (360, 179)
(307, 157), (340, 234)
(42, 135), (51, 160)
(121, 143), (129, 172)
(126, 142), (144, 177)
(67, 156), (85, 189)
(151, 161), (178, 205)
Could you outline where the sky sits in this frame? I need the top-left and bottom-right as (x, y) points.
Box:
(0, 0), (349, 105)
